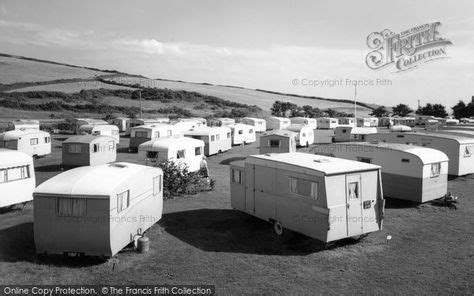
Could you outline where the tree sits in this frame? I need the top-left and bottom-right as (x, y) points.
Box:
(416, 103), (448, 117)
(370, 106), (389, 117)
(452, 100), (474, 119)
(392, 104), (413, 117)
(271, 101), (297, 117)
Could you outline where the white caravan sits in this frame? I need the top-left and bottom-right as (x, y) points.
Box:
(184, 126), (232, 156)
(0, 129), (51, 158)
(138, 136), (205, 173)
(0, 149), (35, 208)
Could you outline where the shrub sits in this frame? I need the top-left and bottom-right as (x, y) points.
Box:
(152, 160), (214, 199)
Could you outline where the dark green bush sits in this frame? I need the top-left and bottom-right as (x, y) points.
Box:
(152, 160), (214, 199)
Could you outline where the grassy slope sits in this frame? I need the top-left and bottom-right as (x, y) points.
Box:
(0, 134), (472, 294)
(0, 56), (107, 84)
(104, 76), (374, 117)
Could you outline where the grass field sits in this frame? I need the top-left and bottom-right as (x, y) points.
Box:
(0, 133), (473, 294)
(103, 76), (374, 117)
(6, 81), (135, 93)
(0, 56), (106, 84)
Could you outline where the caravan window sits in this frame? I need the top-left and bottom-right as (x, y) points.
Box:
(232, 169), (242, 184)
(342, 129), (347, 133)
(154, 131), (160, 138)
(112, 130), (119, 135)
(135, 131), (148, 138)
(195, 147), (202, 156)
(147, 151), (158, 159)
(216, 134), (220, 141)
(401, 158), (410, 163)
(167, 130), (172, 136)
(45, 137), (51, 143)
(108, 141), (115, 150)
(227, 132), (231, 138)
(177, 150), (185, 159)
(289, 177), (319, 200)
(249, 129), (254, 134)
(0, 165), (30, 183)
(430, 162), (441, 177)
(464, 146), (473, 158)
(238, 130), (243, 135)
(357, 157), (372, 163)
(93, 144), (99, 153)
(348, 182), (359, 199)
(153, 175), (162, 196)
(269, 139), (281, 147)
(211, 135), (215, 142)
(117, 190), (130, 213)
(68, 144), (82, 154)
(30, 138), (39, 145)
(57, 198), (87, 217)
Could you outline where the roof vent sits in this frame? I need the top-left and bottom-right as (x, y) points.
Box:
(313, 158), (330, 163)
(109, 163), (127, 168)
(264, 153), (272, 157)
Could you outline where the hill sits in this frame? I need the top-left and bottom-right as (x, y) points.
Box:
(0, 54), (375, 120)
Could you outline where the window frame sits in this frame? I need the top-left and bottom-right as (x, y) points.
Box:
(117, 190), (130, 213)
(30, 138), (39, 145)
(289, 177), (319, 200)
(430, 162), (441, 178)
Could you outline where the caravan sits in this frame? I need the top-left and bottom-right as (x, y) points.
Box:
(229, 124), (256, 145)
(259, 130), (297, 154)
(7, 119), (40, 131)
(313, 142), (449, 203)
(266, 117), (291, 130)
(127, 118), (170, 135)
(0, 149), (35, 208)
(33, 163), (163, 257)
(367, 132), (474, 176)
(284, 124), (314, 147)
(230, 153), (384, 242)
(0, 129), (51, 158)
(111, 117), (130, 133)
(241, 118), (267, 132)
(184, 126), (232, 156)
(61, 135), (117, 168)
(334, 126), (377, 142)
(71, 118), (108, 134)
(77, 124), (120, 142)
(316, 117), (339, 129)
(290, 117), (317, 129)
(338, 117), (356, 127)
(138, 137), (205, 172)
(129, 124), (179, 151)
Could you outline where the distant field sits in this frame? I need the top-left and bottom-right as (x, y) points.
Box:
(104, 76), (373, 116)
(0, 56), (106, 84)
(7, 81), (135, 93)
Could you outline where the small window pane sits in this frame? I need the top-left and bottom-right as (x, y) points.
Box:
(431, 163), (441, 177)
(30, 138), (38, 145)
(348, 182), (359, 199)
(177, 150), (185, 159)
(195, 147), (202, 156)
(232, 169), (242, 184)
(269, 139), (280, 147)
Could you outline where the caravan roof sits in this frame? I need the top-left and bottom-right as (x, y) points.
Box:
(184, 126), (229, 136)
(261, 130), (297, 138)
(34, 162), (156, 197)
(347, 142), (449, 164)
(247, 152), (380, 175)
(0, 148), (32, 164)
(410, 132), (474, 144)
(79, 124), (119, 132)
(138, 136), (204, 152)
(0, 129), (48, 141)
(63, 135), (114, 144)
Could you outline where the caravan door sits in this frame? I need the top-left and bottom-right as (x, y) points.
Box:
(245, 164), (255, 214)
(345, 174), (363, 236)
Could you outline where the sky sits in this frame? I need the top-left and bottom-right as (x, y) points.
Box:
(0, 0), (473, 109)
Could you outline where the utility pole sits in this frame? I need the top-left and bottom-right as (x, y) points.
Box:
(139, 89), (142, 119)
(354, 84), (357, 120)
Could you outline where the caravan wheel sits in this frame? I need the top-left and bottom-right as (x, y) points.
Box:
(273, 221), (284, 236)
